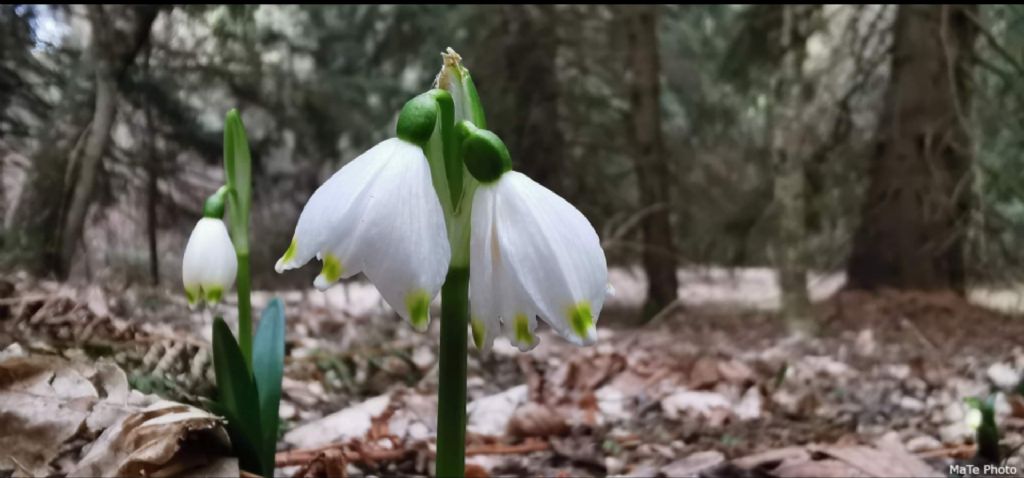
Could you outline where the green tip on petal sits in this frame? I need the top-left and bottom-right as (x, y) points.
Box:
(471, 318), (486, 350)
(277, 237), (298, 269)
(185, 285), (200, 306)
(514, 314), (535, 346)
(406, 290), (431, 330)
(568, 302), (594, 340)
(205, 286), (223, 304)
(320, 254), (344, 283)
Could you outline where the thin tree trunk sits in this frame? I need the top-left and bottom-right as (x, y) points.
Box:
(57, 5), (158, 277)
(499, 5), (564, 191)
(624, 5), (680, 320)
(774, 5), (813, 334)
(846, 5), (977, 293)
(143, 43), (159, 286)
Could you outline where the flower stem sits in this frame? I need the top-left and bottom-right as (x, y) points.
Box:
(436, 266), (469, 478)
(236, 251), (253, 366)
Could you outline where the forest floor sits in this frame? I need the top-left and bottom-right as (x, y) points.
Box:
(2, 268), (1024, 477)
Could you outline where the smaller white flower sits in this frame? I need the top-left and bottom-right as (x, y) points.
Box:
(182, 217), (237, 306)
(470, 171), (609, 351)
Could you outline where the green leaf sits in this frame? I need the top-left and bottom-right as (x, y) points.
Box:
(223, 109), (252, 253)
(212, 317), (264, 475)
(253, 298), (286, 475)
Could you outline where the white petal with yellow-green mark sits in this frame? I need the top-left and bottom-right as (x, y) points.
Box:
(470, 171), (608, 349)
(182, 217), (237, 307)
(276, 138), (450, 329)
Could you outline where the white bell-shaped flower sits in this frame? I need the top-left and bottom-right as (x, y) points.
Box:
(469, 171), (608, 351)
(182, 217), (237, 306)
(275, 138), (450, 330)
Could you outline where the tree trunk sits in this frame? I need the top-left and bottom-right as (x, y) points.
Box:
(56, 5), (158, 277)
(846, 5), (977, 294)
(143, 43), (160, 286)
(624, 5), (680, 320)
(497, 5), (565, 192)
(774, 5), (812, 333)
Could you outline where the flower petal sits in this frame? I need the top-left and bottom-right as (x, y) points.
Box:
(469, 187), (502, 350)
(275, 138), (399, 273)
(488, 172), (608, 345)
(314, 139), (450, 329)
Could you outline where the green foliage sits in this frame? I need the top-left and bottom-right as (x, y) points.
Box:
(224, 109), (253, 253)
(252, 298), (286, 473)
(210, 299), (287, 477)
(964, 395), (1000, 464)
(211, 317), (265, 475)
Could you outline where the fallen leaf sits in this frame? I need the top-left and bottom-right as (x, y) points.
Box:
(689, 357), (721, 389)
(660, 450), (725, 477)
(507, 402), (569, 438)
(0, 347), (234, 478)
(661, 389), (731, 420)
(284, 393), (392, 449)
(466, 385), (528, 438)
(70, 401), (235, 477)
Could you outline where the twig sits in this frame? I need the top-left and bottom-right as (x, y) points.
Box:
(467, 440), (550, 456)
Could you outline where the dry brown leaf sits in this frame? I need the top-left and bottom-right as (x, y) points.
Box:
(0, 347), (234, 478)
(809, 445), (942, 478)
(1008, 393), (1024, 418)
(1, 352), (104, 476)
(689, 357), (721, 389)
(717, 359), (754, 385)
(774, 458), (869, 478)
(730, 444), (941, 478)
(660, 450), (725, 477)
(70, 401), (235, 477)
(507, 402), (569, 438)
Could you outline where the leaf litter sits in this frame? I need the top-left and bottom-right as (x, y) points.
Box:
(2, 271), (1024, 477)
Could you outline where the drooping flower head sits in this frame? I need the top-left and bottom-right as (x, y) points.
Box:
(459, 122), (609, 351)
(182, 190), (238, 307)
(275, 102), (450, 330)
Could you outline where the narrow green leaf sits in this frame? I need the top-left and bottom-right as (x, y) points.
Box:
(252, 298), (286, 475)
(212, 317), (264, 475)
(223, 109), (252, 252)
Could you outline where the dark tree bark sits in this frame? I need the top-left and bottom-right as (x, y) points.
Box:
(56, 5), (158, 277)
(773, 5), (813, 333)
(623, 5), (680, 319)
(496, 5), (565, 191)
(846, 5), (977, 294)
(143, 43), (160, 286)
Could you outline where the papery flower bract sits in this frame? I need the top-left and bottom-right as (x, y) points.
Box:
(182, 217), (237, 306)
(469, 171), (608, 351)
(275, 138), (450, 330)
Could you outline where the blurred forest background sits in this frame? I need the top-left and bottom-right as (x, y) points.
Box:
(5, 5), (1024, 477)
(3, 4), (1024, 315)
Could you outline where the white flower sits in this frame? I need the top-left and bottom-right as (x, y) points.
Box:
(275, 138), (450, 330)
(182, 217), (237, 306)
(469, 171), (608, 351)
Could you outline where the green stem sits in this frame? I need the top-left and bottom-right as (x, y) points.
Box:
(237, 251), (253, 366)
(436, 267), (469, 478)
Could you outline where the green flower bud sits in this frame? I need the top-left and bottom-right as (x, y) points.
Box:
(458, 121), (511, 183)
(396, 93), (439, 146)
(203, 185), (229, 218)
